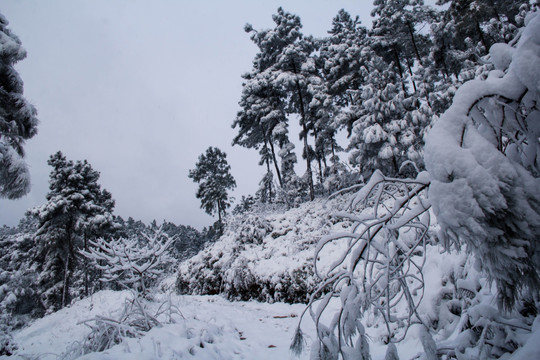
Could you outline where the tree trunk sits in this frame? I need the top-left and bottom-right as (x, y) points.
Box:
(407, 21), (422, 64)
(267, 137), (283, 187)
(62, 252), (70, 308)
(62, 219), (74, 309)
(265, 155), (273, 202)
(290, 59), (314, 201)
(393, 44), (407, 94)
(406, 57), (417, 93)
(217, 201), (222, 225)
(84, 234), (88, 296)
(313, 128), (325, 185)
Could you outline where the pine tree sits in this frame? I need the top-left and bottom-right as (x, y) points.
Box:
(371, 0), (432, 93)
(233, 69), (290, 199)
(244, 8), (319, 200)
(30, 152), (115, 311)
(0, 12), (38, 199)
(188, 147), (236, 227)
(432, 0), (529, 80)
(320, 9), (368, 135)
(347, 46), (411, 178)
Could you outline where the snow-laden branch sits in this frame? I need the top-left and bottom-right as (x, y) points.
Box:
(292, 170), (432, 358)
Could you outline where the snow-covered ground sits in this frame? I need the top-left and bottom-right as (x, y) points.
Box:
(5, 264), (539, 359)
(4, 288), (437, 360)
(6, 290), (313, 360)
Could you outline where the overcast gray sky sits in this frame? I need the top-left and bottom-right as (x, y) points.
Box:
(1, 0), (372, 229)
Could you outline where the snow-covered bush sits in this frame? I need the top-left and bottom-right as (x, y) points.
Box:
(177, 200), (347, 304)
(0, 226), (42, 355)
(71, 228), (178, 356)
(82, 227), (174, 297)
(66, 291), (181, 357)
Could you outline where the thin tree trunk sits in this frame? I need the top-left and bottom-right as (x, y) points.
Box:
(84, 234), (88, 296)
(62, 220), (74, 309)
(393, 44), (407, 94)
(267, 138), (283, 187)
(265, 155), (273, 202)
(313, 128), (325, 185)
(407, 21), (422, 64)
(217, 201), (222, 225)
(406, 57), (417, 93)
(291, 59), (314, 200)
(317, 155), (324, 185)
(62, 251), (70, 308)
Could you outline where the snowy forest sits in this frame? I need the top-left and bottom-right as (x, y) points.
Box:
(1, 0), (540, 359)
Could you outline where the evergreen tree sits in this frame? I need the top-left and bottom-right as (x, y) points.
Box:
(30, 152), (115, 311)
(0, 12), (38, 199)
(371, 0), (432, 92)
(188, 147), (236, 226)
(320, 9), (368, 135)
(432, 0), (529, 80)
(233, 69), (290, 199)
(244, 8), (319, 201)
(347, 46), (412, 178)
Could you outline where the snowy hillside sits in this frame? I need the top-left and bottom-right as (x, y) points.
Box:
(177, 199), (352, 303)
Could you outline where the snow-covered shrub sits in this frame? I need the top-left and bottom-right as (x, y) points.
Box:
(177, 200), (346, 303)
(0, 229), (42, 355)
(82, 227), (174, 297)
(67, 291), (181, 357)
(0, 324), (16, 356)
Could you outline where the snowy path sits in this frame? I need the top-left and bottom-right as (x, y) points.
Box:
(6, 290), (316, 360)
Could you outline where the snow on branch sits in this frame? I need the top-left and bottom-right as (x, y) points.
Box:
(292, 170), (432, 359)
(425, 10), (540, 310)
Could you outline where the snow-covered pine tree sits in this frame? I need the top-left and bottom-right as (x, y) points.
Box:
(346, 46), (413, 178)
(320, 9), (368, 137)
(371, 0), (432, 92)
(236, 8), (308, 198)
(321, 10), (367, 109)
(273, 32), (318, 201)
(233, 69), (290, 200)
(245, 8), (324, 201)
(361, 0), (436, 176)
(433, 0), (529, 81)
(188, 147), (236, 228)
(0, 12), (38, 199)
(30, 152), (115, 312)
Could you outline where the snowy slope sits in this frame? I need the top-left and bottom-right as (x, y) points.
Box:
(177, 199), (351, 304)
